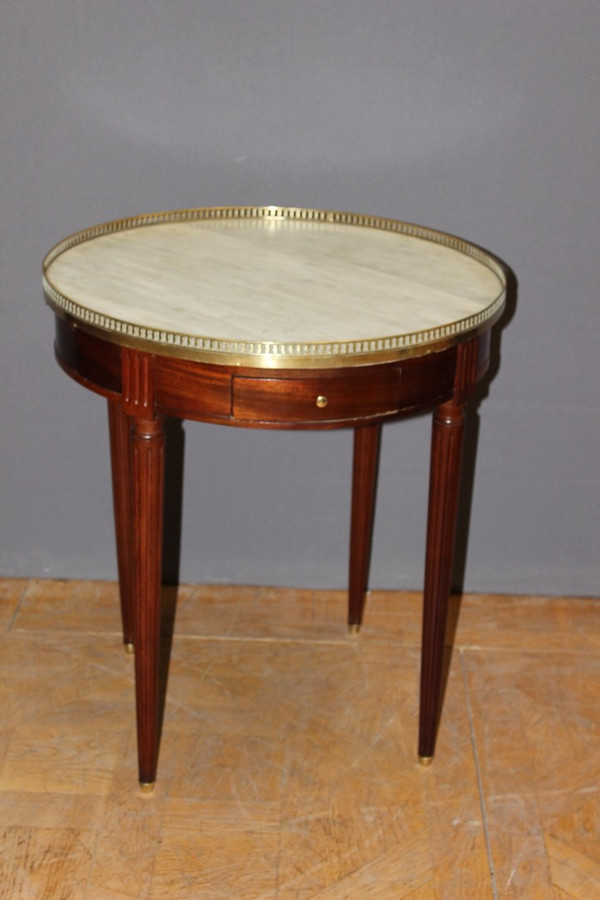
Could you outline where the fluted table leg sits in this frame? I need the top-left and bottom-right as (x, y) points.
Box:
(419, 398), (466, 763)
(348, 423), (381, 630)
(108, 400), (135, 651)
(130, 415), (165, 790)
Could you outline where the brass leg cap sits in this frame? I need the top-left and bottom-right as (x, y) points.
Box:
(124, 642), (134, 655)
(418, 755), (433, 768)
(139, 781), (155, 794)
(348, 623), (361, 635)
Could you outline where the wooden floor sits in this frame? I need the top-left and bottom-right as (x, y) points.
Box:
(0, 579), (599, 899)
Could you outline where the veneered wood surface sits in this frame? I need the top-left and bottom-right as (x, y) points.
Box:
(55, 315), (461, 428)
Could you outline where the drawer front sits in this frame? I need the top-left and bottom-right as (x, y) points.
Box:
(233, 352), (456, 425)
(233, 369), (399, 424)
(232, 350), (456, 426)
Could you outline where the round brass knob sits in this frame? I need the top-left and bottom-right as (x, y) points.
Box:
(315, 395), (328, 409)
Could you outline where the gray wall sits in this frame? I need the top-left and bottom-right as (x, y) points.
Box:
(1, 1), (598, 596)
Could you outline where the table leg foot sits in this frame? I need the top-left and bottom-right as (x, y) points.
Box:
(418, 755), (434, 767)
(139, 781), (156, 795)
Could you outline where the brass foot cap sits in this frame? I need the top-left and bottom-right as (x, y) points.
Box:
(348, 623), (361, 635)
(124, 642), (134, 655)
(139, 781), (155, 794)
(418, 755), (433, 768)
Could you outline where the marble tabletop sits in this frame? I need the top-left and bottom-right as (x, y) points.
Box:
(43, 206), (506, 368)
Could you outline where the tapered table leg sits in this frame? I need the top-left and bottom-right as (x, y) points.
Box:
(348, 423), (381, 630)
(108, 400), (134, 650)
(130, 415), (165, 790)
(419, 399), (466, 763)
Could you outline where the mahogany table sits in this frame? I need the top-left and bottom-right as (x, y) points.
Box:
(43, 205), (507, 789)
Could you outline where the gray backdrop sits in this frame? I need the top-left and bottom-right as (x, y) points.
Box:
(2, 1), (598, 596)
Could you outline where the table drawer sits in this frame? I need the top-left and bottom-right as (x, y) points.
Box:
(233, 366), (404, 424)
(232, 352), (456, 425)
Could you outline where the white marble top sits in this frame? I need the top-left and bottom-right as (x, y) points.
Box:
(43, 207), (506, 368)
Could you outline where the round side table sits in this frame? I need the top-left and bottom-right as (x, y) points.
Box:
(43, 205), (507, 789)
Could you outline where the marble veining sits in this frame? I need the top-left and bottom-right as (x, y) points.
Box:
(43, 207), (506, 366)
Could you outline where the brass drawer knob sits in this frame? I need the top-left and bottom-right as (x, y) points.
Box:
(315, 394), (328, 409)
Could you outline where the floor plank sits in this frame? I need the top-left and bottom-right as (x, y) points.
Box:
(0, 579), (598, 898)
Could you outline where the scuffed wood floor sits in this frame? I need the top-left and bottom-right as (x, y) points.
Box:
(0, 579), (599, 899)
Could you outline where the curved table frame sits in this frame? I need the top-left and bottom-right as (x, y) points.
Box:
(53, 312), (492, 788)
